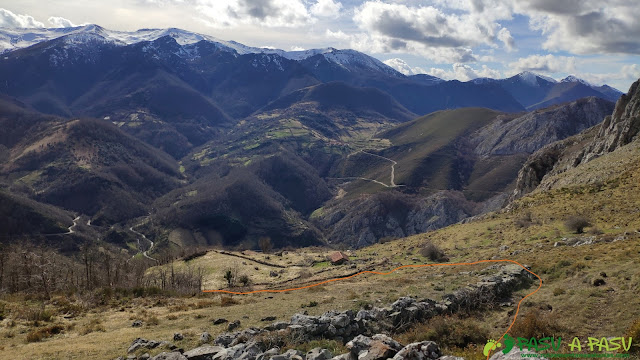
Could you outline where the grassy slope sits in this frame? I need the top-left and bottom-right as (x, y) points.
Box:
(338, 108), (503, 196)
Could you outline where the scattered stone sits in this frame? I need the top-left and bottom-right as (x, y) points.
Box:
(271, 349), (304, 360)
(150, 352), (187, 360)
(261, 316), (277, 322)
(257, 348), (280, 360)
(213, 318), (228, 325)
(270, 271), (279, 277)
(183, 345), (225, 360)
(392, 341), (441, 359)
(489, 349), (548, 359)
(200, 332), (212, 344)
(173, 333), (184, 341)
(437, 356), (464, 360)
(600, 272), (607, 278)
(228, 320), (241, 331)
(306, 347), (333, 360)
(139, 354), (151, 360)
(128, 338), (161, 353)
(593, 278), (606, 286)
(132, 320), (143, 327)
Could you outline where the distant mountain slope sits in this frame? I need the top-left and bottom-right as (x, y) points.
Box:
(3, 25), (621, 130)
(512, 78), (640, 198)
(487, 72), (622, 110)
(312, 96), (616, 248)
(471, 97), (615, 156)
(0, 99), (182, 225)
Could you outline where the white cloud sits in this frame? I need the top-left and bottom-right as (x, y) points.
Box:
(0, 8), (44, 28)
(48, 16), (78, 28)
(196, 0), (313, 28)
(508, 54), (577, 75)
(351, 1), (519, 63)
(497, 27), (515, 52)
(325, 29), (350, 41)
(382, 58), (427, 75)
(427, 63), (502, 81)
(310, 0), (343, 17)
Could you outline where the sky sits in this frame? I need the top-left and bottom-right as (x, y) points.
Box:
(1, 0), (639, 91)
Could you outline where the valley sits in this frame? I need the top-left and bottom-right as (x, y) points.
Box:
(0, 23), (639, 360)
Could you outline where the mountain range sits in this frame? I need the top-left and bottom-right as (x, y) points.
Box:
(0, 24), (629, 254)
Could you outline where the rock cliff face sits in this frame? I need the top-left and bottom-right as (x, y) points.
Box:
(472, 97), (614, 156)
(579, 79), (640, 162)
(512, 78), (640, 199)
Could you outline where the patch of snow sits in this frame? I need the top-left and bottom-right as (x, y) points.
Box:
(561, 75), (593, 87)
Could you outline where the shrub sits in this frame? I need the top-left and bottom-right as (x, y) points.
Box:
(397, 316), (488, 350)
(238, 274), (251, 287)
(26, 324), (65, 342)
(220, 296), (239, 307)
(510, 310), (564, 339)
(564, 216), (591, 234)
(553, 287), (566, 296)
(258, 237), (273, 253)
(419, 241), (448, 262)
(624, 318), (640, 354)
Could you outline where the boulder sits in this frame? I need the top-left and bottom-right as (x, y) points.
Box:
(489, 349), (548, 359)
(150, 353), (187, 360)
(213, 318), (228, 325)
(228, 320), (241, 331)
(347, 334), (403, 360)
(271, 349), (305, 360)
(200, 332), (212, 344)
(392, 341), (441, 359)
(183, 345), (225, 360)
(306, 348), (333, 360)
(128, 338), (161, 353)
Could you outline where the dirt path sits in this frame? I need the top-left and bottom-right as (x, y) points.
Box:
(130, 218), (157, 262)
(330, 150), (403, 188)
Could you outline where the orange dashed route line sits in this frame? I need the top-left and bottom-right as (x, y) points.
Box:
(202, 259), (543, 360)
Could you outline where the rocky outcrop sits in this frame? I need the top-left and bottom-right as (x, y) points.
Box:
(472, 97), (614, 156)
(579, 79), (640, 162)
(313, 191), (476, 248)
(512, 78), (640, 199)
(120, 265), (534, 360)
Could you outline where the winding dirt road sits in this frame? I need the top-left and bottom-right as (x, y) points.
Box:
(330, 150), (403, 188)
(130, 219), (157, 262)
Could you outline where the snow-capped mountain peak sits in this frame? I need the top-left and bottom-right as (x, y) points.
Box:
(561, 75), (593, 87)
(516, 71), (557, 86)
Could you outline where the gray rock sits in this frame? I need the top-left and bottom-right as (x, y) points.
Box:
(265, 321), (289, 331)
(128, 338), (161, 353)
(214, 333), (236, 347)
(139, 354), (151, 360)
(489, 349), (548, 360)
(261, 316), (277, 322)
(330, 354), (352, 360)
(200, 332), (212, 344)
(150, 352), (187, 360)
(213, 318), (228, 325)
(269, 349), (305, 360)
(173, 333), (184, 341)
(228, 320), (241, 331)
(306, 348), (333, 360)
(392, 341), (441, 359)
(256, 348), (281, 360)
(132, 320), (143, 327)
(437, 356), (464, 360)
(183, 345), (225, 360)
(347, 334), (403, 360)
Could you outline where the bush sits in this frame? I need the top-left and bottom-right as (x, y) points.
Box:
(238, 274), (251, 287)
(397, 316), (488, 350)
(220, 296), (239, 307)
(26, 324), (65, 342)
(419, 241), (448, 262)
(624, 318), (640, 354)
(510, 310), (564, 339)
(552, 287), (566, 296)
(258, 237), (273, 253)
(565, 216), (591, 234)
